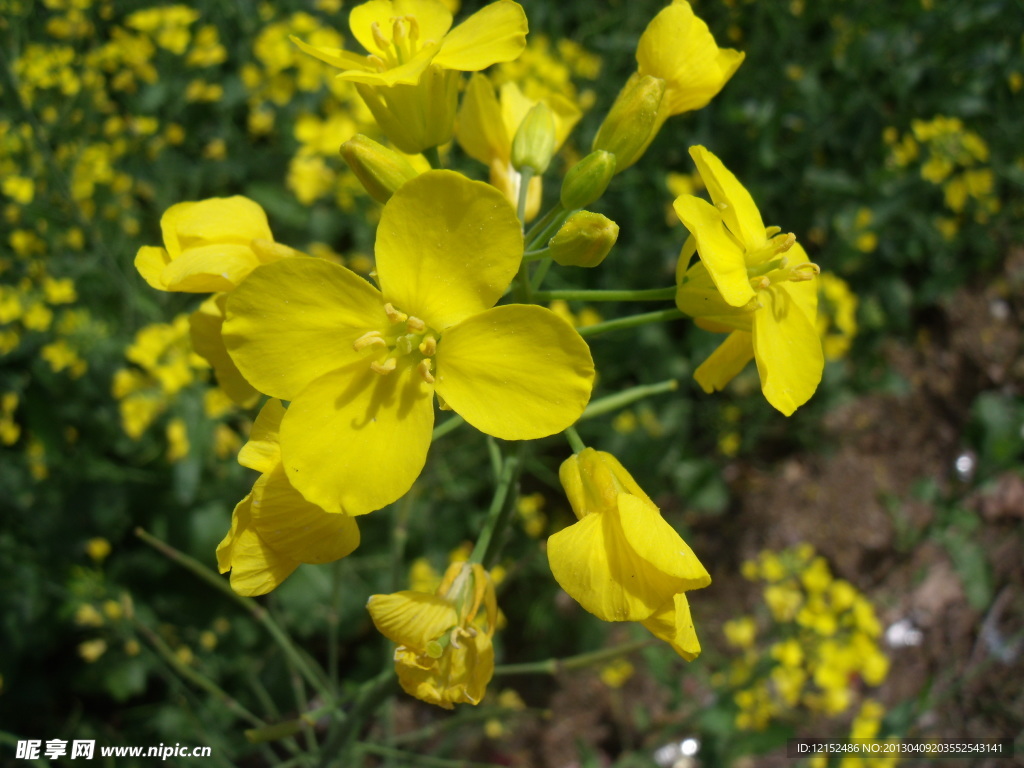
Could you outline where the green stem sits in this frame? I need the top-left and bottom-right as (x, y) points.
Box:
(327, 560), (343, 687)
(582, 379), (679, 420)
(356, 743), (506, 768)
(424, 145), (442, 169)
(317, 669), (396, 767)
(578, 308), (685, 338)
(134, 528), (334, 704)
(132, 618), (265, 729)
(530, 257), (554, 292)
(468, 446), (522, 568)
(432, 414), (465, 440)
(525, 204), (569, 251)
(563, 425), (586, 454)
(533, 287), (677, 303)
(494, 638), (655, 677)
(514, 168), (536, 303)
(523, 203), (562, 245)
(523, 247), (550, 262)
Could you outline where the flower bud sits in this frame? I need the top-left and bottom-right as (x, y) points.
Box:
(511, 102), (557, 175)
(560, 151), (617, 210)
(548, 211), (619, 268)
(341, 134), (420, 204)
(591, 74), (665, 172)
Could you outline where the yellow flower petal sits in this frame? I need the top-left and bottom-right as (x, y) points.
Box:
(693, 329), (754, 394)
(224, 258), (386, 401)
(280, 362), (434, 515)
(434, 305), (594, 440)
(251, 465), (360, 564)
(288, 35), (374, 74)
(675, 259), (753, 331)
(135, 246), (171, 290)
(559, 448), (654, 521)
(641, 592), (702, 661)
(367, 591), (459, 649)
(161, 197), (272, 260)
(159, 244), (259, 293)
(237, 399), (285, 474)
(350, 0), (452, 59)
(673, 194), (755, 308)
(547, 496), (698, 622)
(374, 170), (522, 330)
(456, 74), (510, 165)
(395, 629), (493, 709)
(752, 284), (824, 416)
(189, 295), (260, 407)
(637, 2), (743, 116)
(217, 494), (299, 596)
(617, 494), (711, 590)
(432, 0), (528, 72)
(688, 146), (766, 256)
(337, 44), (438, 87)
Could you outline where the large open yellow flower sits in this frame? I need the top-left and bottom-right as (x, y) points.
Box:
(548, 448), (710, 659)
(224, 170), (594, 516)
(674, 146), (824, 416)
(217, 400), (360, 596)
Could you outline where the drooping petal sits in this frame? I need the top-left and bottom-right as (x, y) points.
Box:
(674, 195), (755, 308)
(217, 494), (299, 596)
(135, 246), (171, 290)
(224, 258), (386, 401)
(189, 295), (260, 407)
(688, 146), (766, 255)
(280, 361), (435, 515)
(434, 304), (594, 440)
(374, 171), (523, 329)
(251, 465), (360, 564)
(617, 494), (711, 590)
(641, 592), (702, 661)
(237, 399), (285, 474)
(433, 0), (528, 72)
(350, 0), (453, 57)
(693, 330), (754, 393)
(751, 284), (824, 416)
(559, 448), (655, 521)
(367, 591), (459, 649)
(547, 506), (688, 622)
(455, 73), (510, 165)
(675, 259), (753, 330)
(394, 630), (493, 709)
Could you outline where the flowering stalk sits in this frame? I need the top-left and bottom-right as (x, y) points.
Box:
(578, 307), (685, 337)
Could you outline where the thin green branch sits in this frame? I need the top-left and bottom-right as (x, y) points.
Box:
(582, 379), (679, 420)
(494, 638), (655, 677)
(577, 308), (685, 338)
(533, 287), (677, 303)
(563, 425), (586, 454)
(134, 528), (333, 703)
(432, 414), (464, 440)
(469, 445), (522, 568)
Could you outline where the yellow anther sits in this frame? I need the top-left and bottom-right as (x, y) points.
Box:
(406, 15), (420, 44)
(406, 315), (425, 332)
(384, 302), (408, 324)
(370, 357), (397, 375)
(774, 232), (797, 254)
(370, 21), (390, 51)
(418, 335), (436, 356)
(417, 358), (435, 384)
(765, 225), (782, 237)
(367, 54), (387, 72)
(353, 330), (386, 352)
(717, 202), (729, 211)
(755, 276), (771, 290)
(788, 262), (821, 282)
(392, 17), (407, 46)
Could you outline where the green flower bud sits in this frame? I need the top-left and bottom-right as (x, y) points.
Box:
(511, 102), (557, 175)
(340, 134), (420, 204)
(549, 211), (619, 268)
(560, 151), (617, 210)
(592, 74), (666, 172)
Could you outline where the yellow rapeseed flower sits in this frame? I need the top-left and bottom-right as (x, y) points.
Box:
(224, 171), (594, 516)
(674, 146), (824, 415)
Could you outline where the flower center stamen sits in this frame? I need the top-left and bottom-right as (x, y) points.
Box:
(353, 303), (439, 384)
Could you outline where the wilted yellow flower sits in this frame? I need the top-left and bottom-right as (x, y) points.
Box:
(548, 448), (709, 659)
(368, 561), (498, 708)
